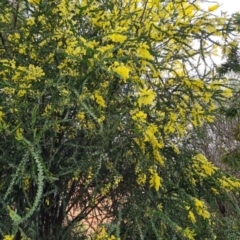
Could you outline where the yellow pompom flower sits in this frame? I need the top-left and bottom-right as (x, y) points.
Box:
(188, 210), (196, 223)
(149, 168), (161, 191)
(112, 62), (130, 82)
(94, 90), (106, 108)
(29, 0), (41, 5)
(131, 110), (147, 123)
(208, 4), (219, 12)
(108, 34), (127, 44)
(138, 87), (156, 107)
(182, 227), (196, 240)
(3, 235), (14, 240)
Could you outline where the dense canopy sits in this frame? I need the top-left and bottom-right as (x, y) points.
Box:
(0, 0), (240, 239)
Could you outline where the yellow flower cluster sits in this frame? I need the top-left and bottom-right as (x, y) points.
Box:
(137, 87), (156, 107)
(218, 176), (240, 191)
(94, 228), (120, 240)
(107, 34), (127, 44)
(149, 167), (161, 191)
(182, 227), (196, 240)
(136, 173), (147, 185)
(111, 62), (130, 82)
(3, 235), (14, 240)
(208, 4), (219, 12)
(0, 107), (5, 123)
(137, 43), (153, 60)
(193, 197), (210, 219)
(186, 206), (196, 223)
(29, 0), (41, 5)
(131, 110), (147, 123)
(192, 154), (218, 178)
(94, 90), (106, 108)
(0, 0), (238, 237)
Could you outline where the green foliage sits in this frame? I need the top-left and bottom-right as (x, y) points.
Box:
(222, 148), (240, 169)
(217, 13), (240, 76)
(0, 0), (240, 239)
(217, 44), (240, 75)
